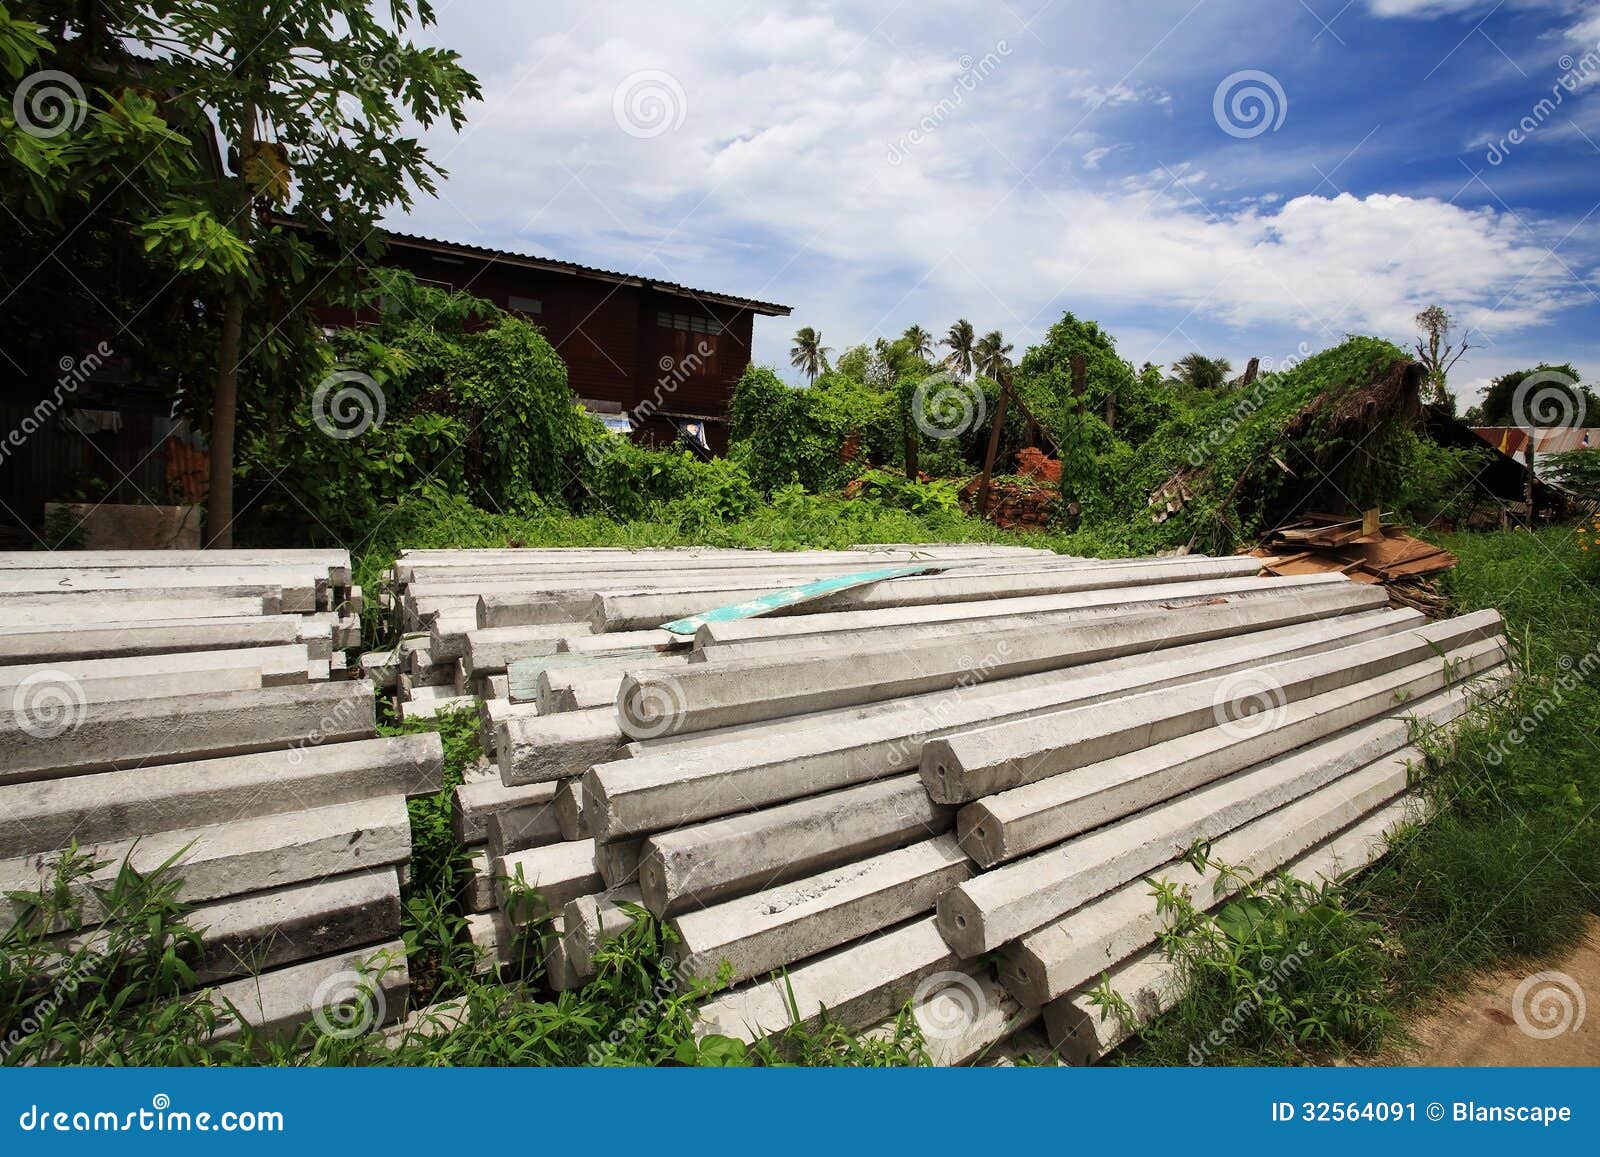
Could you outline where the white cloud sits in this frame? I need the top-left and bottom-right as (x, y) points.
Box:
(1364, 0), (1566, 17)
(1080, 144), (1129, 170)
(1364, 0), (1492, 15)
(391, 1), (1591, 380)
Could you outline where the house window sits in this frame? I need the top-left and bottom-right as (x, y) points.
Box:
(508, 295), (543, 315)
(656, 311), (722, 335)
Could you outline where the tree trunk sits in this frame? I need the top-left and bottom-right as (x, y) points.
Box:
(205, 292), (245, 547)
(205, 101), (257, 549)
(903, 417), (919, 480)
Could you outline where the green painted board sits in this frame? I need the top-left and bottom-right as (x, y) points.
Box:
(659, 564), (948, 636)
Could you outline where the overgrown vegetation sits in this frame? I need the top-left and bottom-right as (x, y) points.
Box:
(1, 1), (480, 546)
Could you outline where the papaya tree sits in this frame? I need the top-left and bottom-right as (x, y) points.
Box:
(2, 2), (479, 546)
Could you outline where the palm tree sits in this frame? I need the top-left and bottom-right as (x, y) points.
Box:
(789, 326), (831, 383)
(1170, 353), (1233, 392)
(943, 319), (977, 379)
(975, 330), (1014, 379)
(902, 324), (934, 364)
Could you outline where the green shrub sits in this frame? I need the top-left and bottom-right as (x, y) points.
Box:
(729, 365), (898, 492)
(238, 269), (599, 544)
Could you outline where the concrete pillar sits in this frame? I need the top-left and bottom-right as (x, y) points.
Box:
(671, 835), (972, 985)
(0, 644), (312, 692)
(934, 663), (1502, 957)
(694, 572), (1350, 645)
(0, 615), (303, 664)
(638, 774), (954, 916)
(2, 680), (378, 783)
(998, 737), (1437, 1007)
(189, 870), (402, 985)
(955, 627), (1503, 865)
(210, 938), (407, 1042)
(596, 838), (644, 889)
(2, 795), (412, 934)
(921, 614), (1503, 804)
(563, 886), (641, 976)
(0, 732), (442, 857)
(693, 916), (959, 1045)
(451, 778), (559, 846)
(585, 607), (1419, 840)
(497, 708), (629, 787)
(555, 779), (590, 841)
(465, 623), (593, 675)
(461, 850), (495, 913)
(486, 798), (565, 861)
(619, 585), (1390, 739)
(495, 839), (603, 917)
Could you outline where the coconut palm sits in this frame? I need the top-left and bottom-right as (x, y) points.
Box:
(902, 324), (935, 364)
(975, 330), (1014, 379)
(789, 326), (831, 383)
(942, 319), (977, 379)
(1170, 353), (1233, 391)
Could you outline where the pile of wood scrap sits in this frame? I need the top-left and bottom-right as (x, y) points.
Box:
(1250, 511), (1457, 615)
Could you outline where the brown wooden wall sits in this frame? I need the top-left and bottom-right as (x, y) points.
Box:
(332, 246), (768, 446)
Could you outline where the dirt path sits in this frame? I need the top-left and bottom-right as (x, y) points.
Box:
(1391, 915), (1600, 1065)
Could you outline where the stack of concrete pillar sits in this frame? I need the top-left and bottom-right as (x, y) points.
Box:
(0, 548), (362, 674)
(0, 548), (438, 1042)
(381, 545), (1508, 1065)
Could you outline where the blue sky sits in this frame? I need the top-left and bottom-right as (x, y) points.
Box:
(389, 0), (1600, 406)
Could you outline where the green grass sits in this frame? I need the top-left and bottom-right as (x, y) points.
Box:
(1118, 525), (1600, 1065)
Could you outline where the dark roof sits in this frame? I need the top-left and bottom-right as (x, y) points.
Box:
(1421, 405), (1552, 504)
(381, 230), (792, 317)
